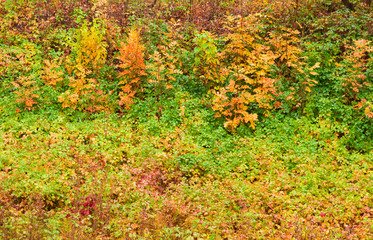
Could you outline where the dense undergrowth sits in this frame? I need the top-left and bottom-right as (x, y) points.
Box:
(0, 0), (373, 239)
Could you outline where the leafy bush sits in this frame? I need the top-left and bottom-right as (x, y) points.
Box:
(1, 0), (373, 238)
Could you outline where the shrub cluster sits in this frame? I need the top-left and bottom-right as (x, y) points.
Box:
(0, 0), (372, 238)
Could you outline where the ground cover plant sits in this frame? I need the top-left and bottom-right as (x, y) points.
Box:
(0, 0), (372, 239)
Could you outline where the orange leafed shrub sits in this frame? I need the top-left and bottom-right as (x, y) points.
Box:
(354, 99), (373, 119)
(211, 15), (319, 131)
(338, 39), (372, 118)
(268, 28), (319, 105)
(211, 15), (278, 130)
(42, 59), (64, 86)
(365, 103), (373, 118)
(340, 39), (372, 95)
(117, 28), (147, 109)
(13, 76), (40, 110)
(8, 43), (43, 111)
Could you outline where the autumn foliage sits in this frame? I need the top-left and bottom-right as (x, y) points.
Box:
(117, 28), (147, 109)
(0, 0), (372, 238)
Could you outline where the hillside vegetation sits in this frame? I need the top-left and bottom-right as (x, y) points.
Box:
(0, 0), (373, 238)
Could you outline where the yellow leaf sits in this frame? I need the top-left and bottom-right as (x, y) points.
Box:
(179, 106), (185, 116)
